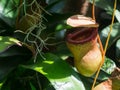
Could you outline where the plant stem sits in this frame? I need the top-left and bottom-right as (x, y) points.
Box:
(97, 34), (104, 56)
(91, 0), (117, 89)
(92, 0), (95, 20)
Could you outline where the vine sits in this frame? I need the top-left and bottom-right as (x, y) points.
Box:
(91, 0), (117, 89)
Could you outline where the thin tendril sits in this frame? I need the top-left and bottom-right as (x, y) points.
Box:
(26, 0), (36, 6)
(98, 36), (104, 54)
(92, 0), (95, 20)
(91, 0), (117, 89)
(92, 0), (104, 56)
(21, 0), (52, 63)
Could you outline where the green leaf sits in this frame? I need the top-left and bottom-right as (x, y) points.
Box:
(0, 45), (32, 80)
(30, 82), (36, 90)
(0, 79), (6, 90)
(0, 37), (33, 80)
(89, 0), (120, 15)
(21, 53), (90, 90)
(0, 0), (19, 18)
(0, 82), (3, 89)
(115, 10), (120, 22)
(44, 13), (73, 25)
(100, 23), (120, 48)
(102, 57), (116, 74)
(13, 30), (27, 42)
(89, 0), (113, 12)
(0, 15), (14, 35)
(116, 39), (120, 60)
(0, 36), (20, 52)
(45, 0), (66, 13)
(21, 53), (111, 90)
(45, 0), (62, 11)
(55, 23), (71, 31)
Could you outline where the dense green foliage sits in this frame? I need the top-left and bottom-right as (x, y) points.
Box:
(0, 0), (119, 90)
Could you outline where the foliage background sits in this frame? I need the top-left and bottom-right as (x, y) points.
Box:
(0, 0), (120, 90)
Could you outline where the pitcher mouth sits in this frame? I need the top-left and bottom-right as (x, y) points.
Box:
(66, 27), (98, 44)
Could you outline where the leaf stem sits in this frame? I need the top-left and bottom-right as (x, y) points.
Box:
(91, 0), (117, 89)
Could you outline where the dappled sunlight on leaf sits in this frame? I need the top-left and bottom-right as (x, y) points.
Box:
(34, 67), (48, 75)
(0, 36), (21, 52)
(0, 40), (33, 80)
(21, 53), (90, 90)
